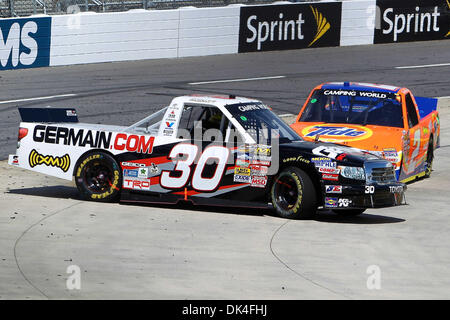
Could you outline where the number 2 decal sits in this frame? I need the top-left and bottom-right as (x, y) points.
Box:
(160, 144), (230, 191)
(404, 129), (421, 174)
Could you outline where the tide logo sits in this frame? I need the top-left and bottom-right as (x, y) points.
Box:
(29, 149), (71, 172)
(301, 124), (373, 142)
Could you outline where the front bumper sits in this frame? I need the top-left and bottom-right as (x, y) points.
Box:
(323, 183), (407, 209)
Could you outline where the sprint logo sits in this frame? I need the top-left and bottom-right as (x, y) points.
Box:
(29, 149), (71, 172)
(238, 3), (341, 52)
(309, 6), (331, 47)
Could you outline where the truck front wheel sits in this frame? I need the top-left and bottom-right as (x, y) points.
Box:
(270, 167), (317, 219)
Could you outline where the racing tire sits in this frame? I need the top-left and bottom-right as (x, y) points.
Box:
(424, 137), (434, 178)
(332, 209), (366, 216)
(270, 167), (317, 219)
(74, 151), (122, 202)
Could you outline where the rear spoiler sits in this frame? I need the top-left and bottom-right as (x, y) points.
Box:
(414, 96), (438, 119)
(18, 107), (79, 123)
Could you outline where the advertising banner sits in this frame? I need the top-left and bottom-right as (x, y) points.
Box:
(238, 3), (342, 53)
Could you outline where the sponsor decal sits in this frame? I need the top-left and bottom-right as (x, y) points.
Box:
(233, 174), (251, 183)
(389, 185), (403, 193)
(163, 128), (174, 136)
(302, 124), (373, 142)
(123, 178), (151, 191)
(166, 110), (177, 120)
(149, 163), (159, 174)
(250, 165), (269, 176)
(338, 198), (352, 208)
(66, 110), (77, 117)
(166, 122), (175, 128)
(325, 185), (342, 194)
(311, 157), (336, 168)
(238, 3), (342, 52)
(234, 167), (251, 176)
(251, 159), (271, 166)
(29, 149), (70, 172)
(375, 0), (450, 43)
(254, 145), (271, 156)
(324, 197), (338, 208)
(382, 148), (400, 163)
(122, 162), (146, 168)
(282, 155), (311, 164)
(138, 168), (149, 179)
(251, 176), (268, 188)
(236, 159), (250, 167)
(318, 167), (340, 174)
(0, 17), (51, 70)
(322, 173), (339, 181)
(237, 153), (252, 161)
(123, 169), (138, 178)
(32, 125), (155, 154)
(237, 104), (268, 112)
(11, 155), (19, 165)
(322, 89), (394, 99)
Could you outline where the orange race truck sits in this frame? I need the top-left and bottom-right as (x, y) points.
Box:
(291, 82), (440, 183)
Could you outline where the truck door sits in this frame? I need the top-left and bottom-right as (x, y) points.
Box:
(402, 93), (425, 175)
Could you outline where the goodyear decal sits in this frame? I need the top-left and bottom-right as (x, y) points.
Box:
(29, 149), (70, 172)
(301, 124), (373, 142)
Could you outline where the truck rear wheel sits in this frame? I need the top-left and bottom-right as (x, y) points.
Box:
(270, 167), (317, 219)
(75, 151), (122, 202)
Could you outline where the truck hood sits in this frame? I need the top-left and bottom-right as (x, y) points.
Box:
(290, 122), (404, 167)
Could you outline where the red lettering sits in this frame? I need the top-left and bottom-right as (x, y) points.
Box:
(114, 133), (127, 151)
(114, 134), (155, 154)
(138, 136), (155, 154)
(126, 135), (139, 152)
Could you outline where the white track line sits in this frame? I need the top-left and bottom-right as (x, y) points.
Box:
(188, 75), (286, 85)
(0, 93), (77, 105)
(395, 63), (450, 69)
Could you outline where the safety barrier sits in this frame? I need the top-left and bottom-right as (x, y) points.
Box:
(0, 0), (449, 70)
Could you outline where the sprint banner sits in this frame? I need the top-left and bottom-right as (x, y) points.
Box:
(375, 0), (450, 43)
(0, 17), (51, 70)
(238, 2), (342, 53)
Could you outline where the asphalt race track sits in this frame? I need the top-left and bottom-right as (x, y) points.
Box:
(1, 40), (450, 299)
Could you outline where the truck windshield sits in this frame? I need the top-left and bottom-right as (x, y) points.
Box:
(226, 102), (303, 143)
(299, 89), (404, 128)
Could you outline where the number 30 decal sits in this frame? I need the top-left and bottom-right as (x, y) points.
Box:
(160, 144), (230, 191)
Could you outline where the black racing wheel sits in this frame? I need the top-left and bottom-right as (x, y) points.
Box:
(270, 167), (317, 219)
(75, 151), (122, 202)
(424, 137), (434, 178)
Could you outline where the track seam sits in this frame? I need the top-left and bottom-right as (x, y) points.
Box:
(269, 220), (352, 299)
(13, 202), (81, 299)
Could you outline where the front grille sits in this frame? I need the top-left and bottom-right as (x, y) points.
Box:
(365, 160), (396, 183)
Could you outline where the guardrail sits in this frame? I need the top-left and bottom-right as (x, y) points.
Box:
(2, 0), (290, 17)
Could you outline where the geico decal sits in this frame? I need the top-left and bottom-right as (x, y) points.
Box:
(0, 21), (37, 68)
(32, 125), (155, 154)
(382, 7), (440, 42)
(246, 13), (306, 50)
(123, 179), (151, 190)
(29, 149), (71, 172)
